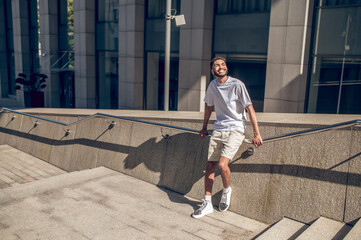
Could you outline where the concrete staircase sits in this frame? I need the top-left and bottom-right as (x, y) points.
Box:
(0, 146), (268, 240)
(255, 216), (360, 240)
(0, 145), (66, 189)
(1, 145), (360, 240)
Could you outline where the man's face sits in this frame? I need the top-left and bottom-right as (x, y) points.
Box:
(212, 59), (228, 78)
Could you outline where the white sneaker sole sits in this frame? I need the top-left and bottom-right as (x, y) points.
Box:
(191, 208), (213, 219)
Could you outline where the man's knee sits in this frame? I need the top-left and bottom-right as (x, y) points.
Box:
(218, 157), (230, 172)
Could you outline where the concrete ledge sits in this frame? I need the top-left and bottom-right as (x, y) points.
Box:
(17, 107), (361, 125)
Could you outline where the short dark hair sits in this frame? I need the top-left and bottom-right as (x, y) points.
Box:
(210, 57), (227, 68)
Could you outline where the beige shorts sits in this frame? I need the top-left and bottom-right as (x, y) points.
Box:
(208, 130), (245, 161)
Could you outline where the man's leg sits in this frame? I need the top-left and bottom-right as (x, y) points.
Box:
(192, 161), (217, 219)
(218, 156), (231, 188)
(218, 155), (232, 212)
(205, 161), (218, 195)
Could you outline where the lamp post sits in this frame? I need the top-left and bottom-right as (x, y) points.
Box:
(164, 0), (186, 111)
(164, 0), (171, 111)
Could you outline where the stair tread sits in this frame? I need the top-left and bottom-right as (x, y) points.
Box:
(256, 217), (307, 240)
(344, 218), (361, 240)
(296, 217), (351, 240)
(0, 166), (117, 204)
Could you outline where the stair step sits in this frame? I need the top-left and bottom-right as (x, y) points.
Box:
(0, 145), (66, 189)
(0, 166), (117, 205)
(296, 217), (351, 240)
(344, 218), (361, 240)
(255, 217), (308, 240)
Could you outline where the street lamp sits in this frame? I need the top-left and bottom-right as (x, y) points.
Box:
(164, 0), (186, 111)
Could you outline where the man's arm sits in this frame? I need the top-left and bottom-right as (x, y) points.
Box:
(246, 104), (263, 147)
(200, 105), (213, 138)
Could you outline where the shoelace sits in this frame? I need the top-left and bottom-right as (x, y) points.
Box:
(198, 200), (208, 211)
(221, 192), (227, 203)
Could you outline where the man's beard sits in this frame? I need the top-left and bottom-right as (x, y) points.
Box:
(214, 69), (228, 78)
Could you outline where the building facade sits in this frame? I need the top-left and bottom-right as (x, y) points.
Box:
(0, 0), (360, 114)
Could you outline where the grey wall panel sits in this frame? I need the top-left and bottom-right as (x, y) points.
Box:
(345, 126), (361, 223)
(48, 116), (78, 171)
(68, 117), (106, 171)
(95, 119), (132, 173)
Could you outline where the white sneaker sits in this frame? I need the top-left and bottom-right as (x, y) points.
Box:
(219, 187), (232, 212)
(192, 200), (213, 218)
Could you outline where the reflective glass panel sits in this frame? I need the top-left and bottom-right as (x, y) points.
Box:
(308, 4), (361, 114)
(98, 51), (119, 109)
(216, 0), (271, 14)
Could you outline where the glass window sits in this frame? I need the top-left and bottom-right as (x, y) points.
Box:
(216, 0), (271, 14)
(319, 0), (361, 7)
(59, 0), (74, 51)
(146, 53), (178, 110)
(97, 0), (118, 51)
(97, 51), (119, 109)
(213, 13), (270, 54)
(308, 4), (361, 114)
(5, 0), (15, 95)
(60, 71), (75, 108)
(96, 0), (119, 109)
(145, 0), (180, 111)
(213, 1), (271, 112)
(29, 0), (39, 72)
(98, 0), (118, 22)
(226, 57), (267, 112)
(147, 0), (180, 19)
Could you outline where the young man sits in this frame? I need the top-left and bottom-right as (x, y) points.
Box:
(192, 57), (263, 218)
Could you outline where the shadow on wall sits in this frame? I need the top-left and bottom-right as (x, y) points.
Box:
(0, 125), (360, 187)
(123, 132), (209, 210)
(0, 125), (360, 210)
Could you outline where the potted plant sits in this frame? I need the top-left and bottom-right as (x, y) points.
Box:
(15, 73), (47, 107)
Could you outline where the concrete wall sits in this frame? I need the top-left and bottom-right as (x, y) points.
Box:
(12, 0), (32, 106)
(118, 0), (145, 109)
(74, 0), (96, 108)
(177, 0), (214, 111)
(0, 110), (360, 225)
(39, 0), (60, 107)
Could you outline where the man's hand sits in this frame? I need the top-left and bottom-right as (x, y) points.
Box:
(199, 128), (208, 139)
(251, 135), (263, 148)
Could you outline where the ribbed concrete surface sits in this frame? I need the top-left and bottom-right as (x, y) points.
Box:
(295, 217), (351, 240)
(0, 166), (268, 240)
(0, 145), (66, 189)
(344, 218), (361, 240)
(255, 217), (307, 240)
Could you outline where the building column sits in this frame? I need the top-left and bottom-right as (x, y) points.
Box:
(0, 0), (9, 98)
(264, 0), (315, 113)
(12, 0), (32, 106)
(74, 0), (96, 108)
(177, 0), (214, 111)
(39, 0), (60, 107)
(118, 0), (145, 109)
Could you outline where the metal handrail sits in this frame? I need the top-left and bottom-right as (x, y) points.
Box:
(262, 119), (361, 143)
(1, 108), (360, 144)
(0, 107), (199, 134)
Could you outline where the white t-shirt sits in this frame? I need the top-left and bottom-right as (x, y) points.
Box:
(204, 76), (252, 132)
